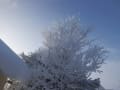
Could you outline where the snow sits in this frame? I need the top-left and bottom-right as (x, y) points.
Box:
(8, 17), (107, 90)
(0, 39), (31, 81)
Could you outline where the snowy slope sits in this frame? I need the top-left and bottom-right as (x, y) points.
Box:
(0, 39), (31, 81)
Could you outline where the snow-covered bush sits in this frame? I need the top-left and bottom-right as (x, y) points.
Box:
(9, 17), (107, 90)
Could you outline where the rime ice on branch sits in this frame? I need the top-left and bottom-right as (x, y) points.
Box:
(9, 17), (107, 90)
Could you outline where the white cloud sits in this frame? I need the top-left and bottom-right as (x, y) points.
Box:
(102, 61), (120, 89)
(92, 60), (120, 90)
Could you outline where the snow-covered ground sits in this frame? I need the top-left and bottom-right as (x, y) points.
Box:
(0, 39), (31, 81)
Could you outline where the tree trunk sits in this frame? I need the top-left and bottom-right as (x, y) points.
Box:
(0, 72), (7, 90)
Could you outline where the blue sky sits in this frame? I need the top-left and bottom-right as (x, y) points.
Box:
(0, 0), (120, 89)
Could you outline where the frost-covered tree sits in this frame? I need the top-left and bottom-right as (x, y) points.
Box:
(9, 17), (107, 90)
